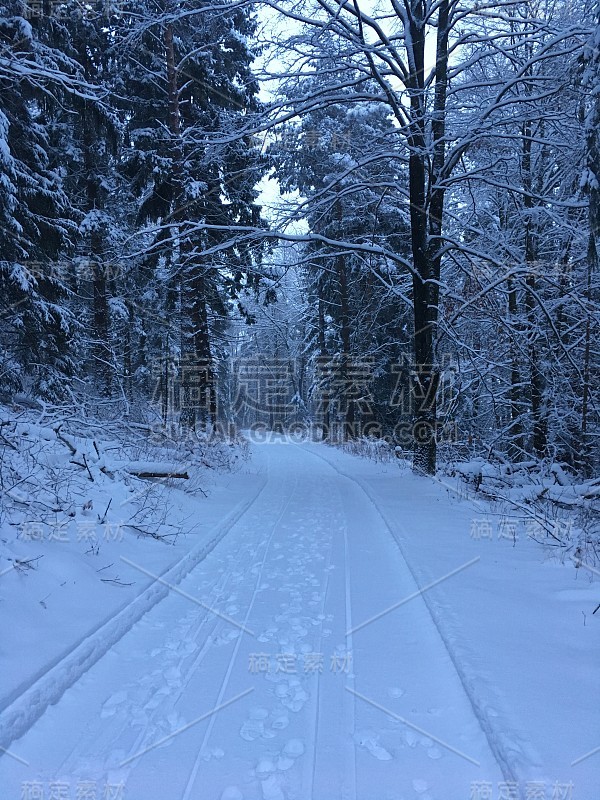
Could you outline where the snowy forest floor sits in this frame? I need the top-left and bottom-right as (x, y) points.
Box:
(0, 427), (597, 800)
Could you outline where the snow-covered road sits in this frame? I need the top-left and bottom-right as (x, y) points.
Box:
(1, 441), (595, 800)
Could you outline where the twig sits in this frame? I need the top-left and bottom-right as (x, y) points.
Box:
(14, 555), (44, 573)
(99, 498), (112, 524)
(82, 453), (94, 482)
(55, 425), (77, 455)
(125, 524), (177, 543)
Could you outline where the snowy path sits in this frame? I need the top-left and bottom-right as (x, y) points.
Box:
(0, 441), (543, 800)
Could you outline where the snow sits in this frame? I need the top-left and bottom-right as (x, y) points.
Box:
(0, 438), (597, 799)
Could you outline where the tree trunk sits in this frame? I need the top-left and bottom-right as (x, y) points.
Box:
(336, 251), (354, 440)
(164, 24), (216, 429)
(407, 1), (449, 475)
(521, 122), (547, 457)
(83, 100), (111, 397)
(507, 276), (525, 459)
(317, 275), (330, 438)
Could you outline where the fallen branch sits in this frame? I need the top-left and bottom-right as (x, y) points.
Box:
(54, 425), (77, 455)
(129, 470), (189, 479)
(125, 524), (178, 543)
(113, 460), (190, 480)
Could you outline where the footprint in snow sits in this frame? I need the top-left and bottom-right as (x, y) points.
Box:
(283, 739), (305, 758)
(178, 640), (197, 656)
(354, 730), (393, 761)
(213, 628), (241, 646)
(261, 775), (286, 800)
(282, 688), (309, 713)
(239, 718), (265, 741)
(202, 746), (225, 761)
(387, 687), (405, 699)
(272, 739), (304, 770)
(220, 787), (244, 800)
(130, 708), (149, 727)
(255, 758), (276, 778)
(164, 666), (182, 687)
(144, 685), (171, 710)
(154, 710), (186, 745)
(412, 779), (429, 794)
(271, 712), (289, 729)
(100, 690), (128, 718)
(404, 730), (418, 748)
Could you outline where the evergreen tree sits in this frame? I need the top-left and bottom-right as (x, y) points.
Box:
(271, 73), (412, 439)
(0, 4), (78, 399)
(117, 0), (265, 428)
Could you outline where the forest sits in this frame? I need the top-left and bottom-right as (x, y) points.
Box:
(1, 4), (599, 795)
(0, 0), (599, 478)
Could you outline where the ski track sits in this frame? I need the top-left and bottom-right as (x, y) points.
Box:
(0, 467), (271, 760)
(296, 442), (541, 796)
(57, 494), (267, 786)
(0, 441), (527, 799)
(341, 514), (357, 800)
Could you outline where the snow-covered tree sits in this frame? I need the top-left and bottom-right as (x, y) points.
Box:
(117, 0), (266, 428)
(0, 5), (78, 399)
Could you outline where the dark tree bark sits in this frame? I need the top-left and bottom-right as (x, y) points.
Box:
(406, 0), (449, 474)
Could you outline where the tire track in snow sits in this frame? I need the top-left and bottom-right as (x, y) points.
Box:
(296, 443), (541, 795)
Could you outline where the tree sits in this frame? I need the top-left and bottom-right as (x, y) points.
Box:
(260, 0), (592, 472)
(0, 5), (79, 399)
(271, 71), (412, 440)
(581, 1), (600, 473)
(117, 0), (266, 428)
